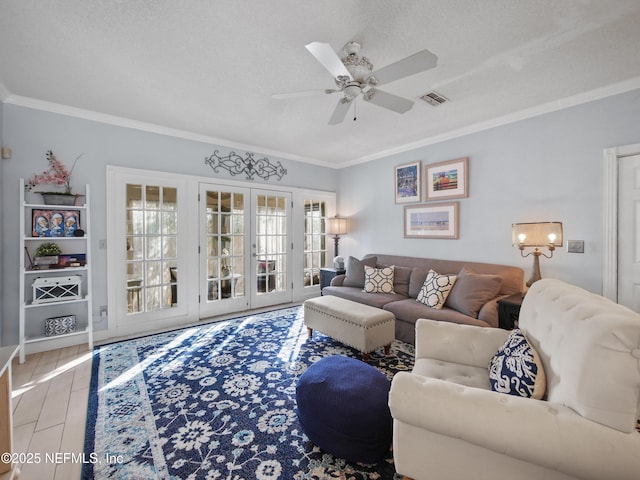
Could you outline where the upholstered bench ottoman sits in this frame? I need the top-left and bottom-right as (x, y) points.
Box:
(296, 355), (393, 463)
(303, 296), (395, 361)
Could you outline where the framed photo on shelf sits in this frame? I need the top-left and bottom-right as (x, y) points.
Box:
(32, 209), (81, 237)
(404, 202), (459, 239)
(394, 161), (422, 203)
(425, 157), (468, 200)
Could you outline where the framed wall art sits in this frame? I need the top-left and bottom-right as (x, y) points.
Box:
(394, 161), (421, 203)
(404, 202), (459, 239)
(425, 157), (468, 200)
(32, 209), (81, 237)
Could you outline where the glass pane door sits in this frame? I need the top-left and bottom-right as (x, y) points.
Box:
(199, 184), (250, 317)
(303, 200), (327, 289)
(251, 190), (292, 308)
(126, 184), (178, 314)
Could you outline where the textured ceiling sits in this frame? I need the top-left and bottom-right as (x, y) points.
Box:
(1, 0), (640, 167)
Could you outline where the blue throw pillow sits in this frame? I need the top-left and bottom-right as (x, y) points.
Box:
(488, 329), (546, 399)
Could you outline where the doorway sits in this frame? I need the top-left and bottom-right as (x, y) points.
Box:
(617, 154), (640, 311)
(603, 144), (640, 312)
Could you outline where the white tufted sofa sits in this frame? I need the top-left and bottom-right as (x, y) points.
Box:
(389, 278), (640, 480)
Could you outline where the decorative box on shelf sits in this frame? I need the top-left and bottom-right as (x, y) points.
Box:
(34, 255), (59, 268)
(45, 315), (77, 336)
(32, 275), (81, 304)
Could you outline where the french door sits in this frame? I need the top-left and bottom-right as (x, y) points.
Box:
(199, 184), (250, 317)
(108, 167), (331, 339)
(107, 169), (191, 338)
(250, 190), (292, 308)
(199, 184), (292, 317)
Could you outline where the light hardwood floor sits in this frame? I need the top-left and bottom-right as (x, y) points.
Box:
(2, 345), (92, 480)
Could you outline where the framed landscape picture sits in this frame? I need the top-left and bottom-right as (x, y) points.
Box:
(394, 161), (421, 203)
(425, 157), (468, 200)
(404, 202), (459, 239)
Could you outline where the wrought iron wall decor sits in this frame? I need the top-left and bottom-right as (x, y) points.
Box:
(204, 150), (287, 181)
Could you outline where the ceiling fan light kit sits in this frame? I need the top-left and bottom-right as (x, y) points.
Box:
(279, 40), (439, 125)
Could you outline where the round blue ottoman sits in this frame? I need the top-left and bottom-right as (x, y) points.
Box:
(296, 355), (392, 463)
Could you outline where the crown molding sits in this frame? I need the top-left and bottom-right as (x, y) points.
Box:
(2, 93), (338, 169)
(3, 76), (640, 170)
(340, 76), (640, 168)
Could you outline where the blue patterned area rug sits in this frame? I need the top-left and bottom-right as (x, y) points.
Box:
(82, 305), (415, 479)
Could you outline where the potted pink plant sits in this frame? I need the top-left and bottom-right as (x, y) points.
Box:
(25, 150), (83, 205)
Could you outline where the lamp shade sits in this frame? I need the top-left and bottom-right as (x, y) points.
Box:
(512, 222), (563, 247)
(328, 217), (348, 236)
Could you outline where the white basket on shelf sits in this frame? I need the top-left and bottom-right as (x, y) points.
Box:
(32, 275), (81, 304)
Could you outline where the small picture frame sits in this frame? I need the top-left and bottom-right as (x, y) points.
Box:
(394, 161), (422, 204)
(425, 157), (468, 200)
(32, 209), (81, 237)
(404, 202), (459, 239)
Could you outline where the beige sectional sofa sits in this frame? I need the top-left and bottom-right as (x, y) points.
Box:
(322, 254), (524, 344)
(389, 278), (640, 479)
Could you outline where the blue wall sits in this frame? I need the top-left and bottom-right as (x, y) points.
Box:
(0, 104), (337, 345)
(2, 88), (640, 345)
(336, 88), (640, 294)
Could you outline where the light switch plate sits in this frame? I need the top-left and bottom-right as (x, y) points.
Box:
(567, 240), (584, 253)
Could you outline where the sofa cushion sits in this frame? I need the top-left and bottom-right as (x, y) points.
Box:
(383, 298), (493, 328)
(392, 266), (412, 297)
(488, 329), (546, 400)
(323, 286), (407, 309)
(343, 256), (377, 288)
(416, 270), (457, 309)
(363, 265), (395, 294)
(446, 267), (503, 318)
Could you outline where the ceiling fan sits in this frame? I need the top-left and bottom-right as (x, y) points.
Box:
(274, 41), (438, 125)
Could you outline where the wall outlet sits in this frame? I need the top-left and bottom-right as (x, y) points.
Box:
(99, 305), (108, 317)
(567, 240), (585, 253)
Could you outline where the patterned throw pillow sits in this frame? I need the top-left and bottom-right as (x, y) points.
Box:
(488, 329), (546, 399)
(416, 269), (457, 309)
(363, 265), (395, 294)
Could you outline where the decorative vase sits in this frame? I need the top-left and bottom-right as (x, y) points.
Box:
(41, 193), (77, 206)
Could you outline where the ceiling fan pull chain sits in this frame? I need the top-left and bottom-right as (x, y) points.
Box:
(353, 99), (357, 122)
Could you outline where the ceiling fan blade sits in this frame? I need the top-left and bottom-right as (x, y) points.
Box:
(363, 88), (414, 114)
(328, 97), (352, 125)
(368, 49), (438, 86)
(305, 42), (352, 80)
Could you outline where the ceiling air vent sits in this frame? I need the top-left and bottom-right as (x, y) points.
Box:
(420, 91), (448, 107)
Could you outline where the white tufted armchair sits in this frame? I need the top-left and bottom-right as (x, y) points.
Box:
(389, 278), (640, 480)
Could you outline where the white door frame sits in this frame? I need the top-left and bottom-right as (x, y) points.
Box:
(602, 142), (640, 301)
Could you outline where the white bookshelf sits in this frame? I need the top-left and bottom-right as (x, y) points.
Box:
(18, 179), (94, 363)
